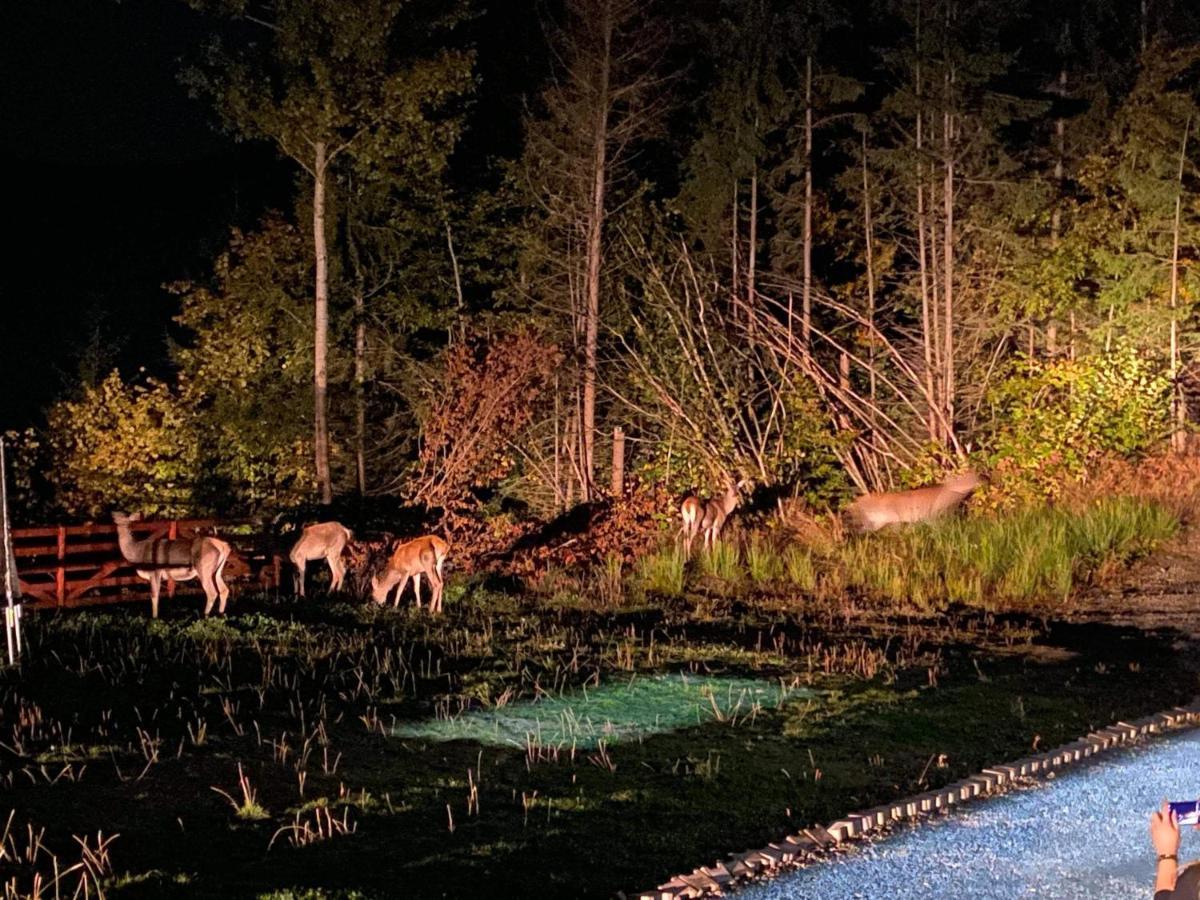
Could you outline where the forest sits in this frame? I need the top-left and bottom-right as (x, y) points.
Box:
(6, 0), (1200, 526)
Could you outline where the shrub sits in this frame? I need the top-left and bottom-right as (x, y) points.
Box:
(983, 349), (1170, 506)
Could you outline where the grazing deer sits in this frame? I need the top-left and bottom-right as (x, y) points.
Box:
(844, 470), (984, 533)
(288, 521), (353, 597)
(112, 512), (232, 618)
(679, 477), (747, 555)
(370, 535), (450, 613)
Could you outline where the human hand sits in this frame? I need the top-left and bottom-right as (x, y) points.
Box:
(1151, 801), (1182, 858)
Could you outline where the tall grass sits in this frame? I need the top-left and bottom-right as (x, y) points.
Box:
(745, 535), (785, 586)
(632, 546), (686, 598)
(699, 540), (742, 585)
(837, 497), (1177, 610)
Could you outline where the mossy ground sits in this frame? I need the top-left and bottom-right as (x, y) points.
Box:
(1, 581), (1195, 899)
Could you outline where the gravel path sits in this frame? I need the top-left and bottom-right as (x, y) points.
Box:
(737, 728), (1200, 899)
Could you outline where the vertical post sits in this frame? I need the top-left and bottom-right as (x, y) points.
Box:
(56, 525), (66, 607)
(167, 520), (178, 598)
(611, 426), (626, 497)
(2, 439), (23, 665)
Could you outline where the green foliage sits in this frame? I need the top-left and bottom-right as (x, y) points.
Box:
(984, 350), (1170, 503)
(46, 371), (200, 518)
(837, 498), (1177, 610)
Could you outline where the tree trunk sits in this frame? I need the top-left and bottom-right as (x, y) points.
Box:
(581, 2), (613, 502)
(347, 221), (368, 499)
(1170, 115), (1191, 453)
(802, 53), (813, 347)
(1048, 63), (1066, 357)
(862, 129), (877, 415)
(914, 15), (937, 442)
(731, 179), (740, 309)
(941, 48), (956, 443)
(747, 166), (758, 318)
(610, 426), (625, 496)
(313, 141), (333, 505)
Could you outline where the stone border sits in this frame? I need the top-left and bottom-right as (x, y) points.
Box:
(624, 697), (1200, 899)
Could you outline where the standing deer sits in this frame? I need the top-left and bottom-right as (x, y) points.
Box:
(288, 521), (353, 597)
(679, 477), (747, 555)
(112, 512), (232, 618)
(370, 535), (450, 613)
(844, 470), (984, 533)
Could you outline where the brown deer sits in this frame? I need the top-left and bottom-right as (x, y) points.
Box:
(112, 512), (232, 618)
(370, 535), (450, 613)
(844, 470), (984, 533)
(288, 521), (353, 597)
(679, 477), (747, 555)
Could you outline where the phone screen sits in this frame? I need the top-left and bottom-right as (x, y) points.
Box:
(1170, 801), (1200, 827)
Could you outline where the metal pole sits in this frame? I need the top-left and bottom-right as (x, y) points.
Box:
(2, 437), (23, 666)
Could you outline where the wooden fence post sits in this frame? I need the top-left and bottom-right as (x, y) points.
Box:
(56, 525), (66, 607)
(611, 426), (626, 497)
(167, 520), (178, 598)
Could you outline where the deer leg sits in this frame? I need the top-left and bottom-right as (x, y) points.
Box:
(391, 574), (410, 609)
(429, 569), (444, 613)
(329, 554), (345, 592)
(215, 548), (231, 614)
(201, 570), (217, 617)
(148, 573), (160, 619)
(290, 552), (306, 598)
(412, 573), (423, 610)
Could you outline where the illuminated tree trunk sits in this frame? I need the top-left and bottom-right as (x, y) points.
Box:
(313, 140), (332, 504)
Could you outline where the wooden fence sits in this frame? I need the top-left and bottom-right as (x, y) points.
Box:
(12, 519), (283, 610)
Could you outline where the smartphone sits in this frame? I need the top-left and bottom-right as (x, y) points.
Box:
(1171, 801), (1200, 827)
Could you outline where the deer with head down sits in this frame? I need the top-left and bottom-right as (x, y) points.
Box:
(112, 512), (232, 618)
(844, 470), (984, 533)
(288, 521), (353, 597)
(370, 535), (450, 613)
(679, 476), (749, 556)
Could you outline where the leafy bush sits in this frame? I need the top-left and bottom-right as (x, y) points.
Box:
(983, 349), (1170, 505)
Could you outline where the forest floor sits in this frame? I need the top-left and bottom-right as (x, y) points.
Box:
(1071, 523), (1200, 643)
(1, 527), (1198, 900)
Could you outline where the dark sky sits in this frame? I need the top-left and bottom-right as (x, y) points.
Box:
(0, 0), (287, 430)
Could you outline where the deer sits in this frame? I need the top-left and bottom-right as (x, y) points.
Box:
(112, 512), (232, 618)
(679, 476), (748, 556)
(288, 521), (353, 597)
(844, 470), (984, 534)
(370, 535), (450, 613)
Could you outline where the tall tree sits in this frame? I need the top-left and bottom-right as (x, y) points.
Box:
(516, 0), (666, 501)
(182, 0), (473, 503)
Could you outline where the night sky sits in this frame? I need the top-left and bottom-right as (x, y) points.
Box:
(0, 0), (288, 430)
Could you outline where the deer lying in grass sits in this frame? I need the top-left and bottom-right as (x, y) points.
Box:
(112, 512), (232, 618)
(288, 521), (353, 597)
(370, 535), (450, 612)
(844, 470), (984, 533)
(679, 477), (747, 555)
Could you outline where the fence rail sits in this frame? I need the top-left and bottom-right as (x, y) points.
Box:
(12, 519), (283, 610)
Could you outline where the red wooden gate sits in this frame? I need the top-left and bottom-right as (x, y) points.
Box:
(12, 519), (281, 610)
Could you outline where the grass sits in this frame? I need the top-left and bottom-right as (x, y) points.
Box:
(835, 497), (1178, 610)
(0, 495), (1188, 899)
(633, 545), (686, 598)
